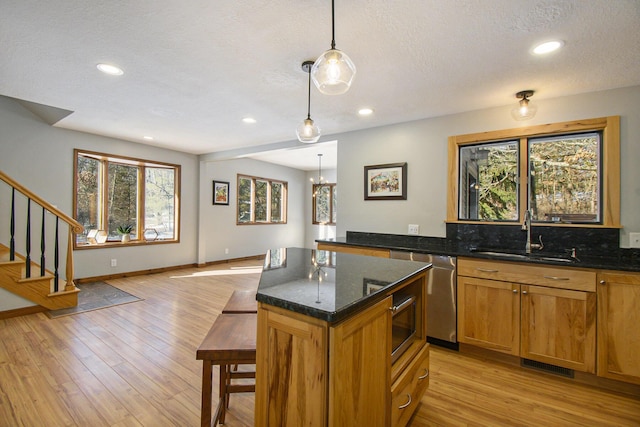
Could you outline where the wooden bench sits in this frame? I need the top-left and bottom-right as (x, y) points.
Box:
(196, 313), (256, 426)
(222, 290), (257, 314)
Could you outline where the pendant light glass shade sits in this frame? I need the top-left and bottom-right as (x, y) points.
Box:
(311, 49), (356, 95)
(311, 0), (355, 95)
(297, 117), (321, 143)
(297, 61), (321, 143)
(511, 90), (537, 121)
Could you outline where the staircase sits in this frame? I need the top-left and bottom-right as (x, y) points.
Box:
(0, 170), (83, 313)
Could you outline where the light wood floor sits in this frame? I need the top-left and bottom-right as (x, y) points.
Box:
(1, 259), (639, 426)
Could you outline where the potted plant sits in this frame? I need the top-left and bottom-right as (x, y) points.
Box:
(116, 225), (133, 243)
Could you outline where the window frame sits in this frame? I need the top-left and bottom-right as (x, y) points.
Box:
(73, 149), (181, 249)
(447, 116), (620, 228)
(312, 183), (337, 225)
(236, 174), (288, 225)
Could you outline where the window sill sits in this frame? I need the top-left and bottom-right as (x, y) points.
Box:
(74, 239), (178, 250)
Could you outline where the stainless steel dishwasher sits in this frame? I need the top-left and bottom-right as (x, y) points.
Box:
(390, 251), (458, 349)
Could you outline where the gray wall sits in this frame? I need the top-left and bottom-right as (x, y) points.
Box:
(198, 158), (307, 264)
(333, 85), (640, 248)
(0, 96), (199, 311)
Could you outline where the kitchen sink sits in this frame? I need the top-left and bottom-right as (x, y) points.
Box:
(470, 249), (576, 263)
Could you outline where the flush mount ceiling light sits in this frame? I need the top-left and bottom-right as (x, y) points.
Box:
(511, 90), (538, 121)
(297, 61), (321, 143)
(96, 63), (124, 76)
(358, 108), (373, 116)
(532, 40), (564, 55)
(242, 117), (257, 124)
(311, 0), (356, 95)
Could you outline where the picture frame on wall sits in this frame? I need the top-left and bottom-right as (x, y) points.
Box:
(213, 180), (230, 205)
(364, 162), (407, 200)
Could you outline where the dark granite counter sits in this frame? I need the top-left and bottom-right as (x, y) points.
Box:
(317, 228), (640, 272)
(256, 247), (431, 323)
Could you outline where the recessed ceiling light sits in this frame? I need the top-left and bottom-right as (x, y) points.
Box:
(143, 136), (154, 140)
(242, 117), (257, 124)
(97, 63), (124, 76)
(358, 108), (374, 116)
(532, 40), (564, 55)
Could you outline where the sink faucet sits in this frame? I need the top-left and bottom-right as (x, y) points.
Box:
(523, 209), (544, 254)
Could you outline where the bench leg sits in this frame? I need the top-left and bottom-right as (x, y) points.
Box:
(201, 361), (213, 427)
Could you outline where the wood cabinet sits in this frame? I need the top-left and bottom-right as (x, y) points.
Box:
(597, 271), (640, 385)
(256, 273), (428, 427)
(317, 242), (390, 258)
(457, 258), (597, 373)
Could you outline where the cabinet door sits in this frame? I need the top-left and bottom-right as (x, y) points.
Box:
(521, 285), (596, 373)
(597, 272), (640, 384)
(255, 306), (328, 427)
(457, 276), (520, 355)
(329, 296), (392, 427)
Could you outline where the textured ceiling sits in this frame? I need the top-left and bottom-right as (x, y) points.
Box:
(2, 0), (640, 170)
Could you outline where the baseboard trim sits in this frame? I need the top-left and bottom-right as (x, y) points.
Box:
(0, 305), (47, 320)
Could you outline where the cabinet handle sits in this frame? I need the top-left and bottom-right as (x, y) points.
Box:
(512, 289), (518, 293)
(600, 280), (606, 285)
(476, 268), (499, 273)
(418, 369), (429, 380)
(543, 275), (570, 281)
(522, 290), (528, 295)
(398, 394), (412, 409)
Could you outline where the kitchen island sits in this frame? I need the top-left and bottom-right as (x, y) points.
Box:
(255, 247), (432, 427)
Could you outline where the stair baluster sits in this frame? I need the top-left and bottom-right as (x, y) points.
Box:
(54, 217), (60, 292)
(25, 199), (31, 278)
(10, 188), (15, 261)
(40, 207), (46, 277)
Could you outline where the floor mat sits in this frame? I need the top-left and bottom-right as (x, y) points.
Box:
(47, 281), (142, 318)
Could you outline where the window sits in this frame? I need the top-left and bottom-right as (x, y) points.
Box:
(313, 183), (337, 225)
(237, 174), (287, 224)
(74, 149), (180, 247)
(448, 116), (620, 227)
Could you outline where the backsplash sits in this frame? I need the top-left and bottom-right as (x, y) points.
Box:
(446, 223), (620, 257)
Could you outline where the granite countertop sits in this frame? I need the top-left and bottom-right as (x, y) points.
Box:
(256, 247), (431, 323)
(317, 232), (640, 272)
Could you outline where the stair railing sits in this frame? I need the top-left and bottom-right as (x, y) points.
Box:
(1, 170), (84, 292)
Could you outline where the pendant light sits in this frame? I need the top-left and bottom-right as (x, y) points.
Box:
(310, 153), (325, 186)
(297, 61), (321, 143)
(511, 90), (537, 121)
(311, 0), (356, 95)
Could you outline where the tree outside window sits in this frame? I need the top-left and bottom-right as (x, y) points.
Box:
(237, 174), (287, 224)
(313, 183), (336, 225)
(74, 149), (180, 246)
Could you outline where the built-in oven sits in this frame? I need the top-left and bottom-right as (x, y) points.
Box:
(391, 294), (417, 363)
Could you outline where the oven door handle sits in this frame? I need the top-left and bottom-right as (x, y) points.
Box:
(391, 295), (416, 315)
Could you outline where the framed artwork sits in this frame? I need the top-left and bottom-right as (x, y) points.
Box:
(213, 180), (230, 205)
(364, 162), (407, 200)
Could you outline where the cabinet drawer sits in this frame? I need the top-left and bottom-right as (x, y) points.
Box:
(391, 344), (430, 427)
(458, 257), (596, 292)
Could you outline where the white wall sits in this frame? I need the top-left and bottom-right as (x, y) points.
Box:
(198, 158), (307, 263)
(333, 85), (640, 247)
(304, 168), (337, 249)
(0, 96), (200, 283)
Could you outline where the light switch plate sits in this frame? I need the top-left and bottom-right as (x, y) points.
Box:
(630, 232), (640, 248)
(408, 224), (419, 235)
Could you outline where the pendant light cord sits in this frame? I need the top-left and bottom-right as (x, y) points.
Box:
(306, 67), (312, 120)
(331, 0), (336, 50)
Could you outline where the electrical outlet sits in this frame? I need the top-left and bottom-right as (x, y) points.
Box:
(110, 259), (117, 267)
(408, 224), (419, 235)
(225, 248), (229, 254)
(630, 232), (640, 248)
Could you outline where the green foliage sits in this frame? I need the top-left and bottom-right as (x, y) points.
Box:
(116, 224), (133, 234)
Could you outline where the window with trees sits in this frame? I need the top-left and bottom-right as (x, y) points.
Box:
(313, 183), (336, 225)
(237, 174), (287, 224)
(74, 149), (180, 247)
(448, 116), (620, 227)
